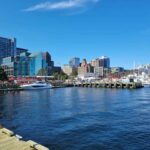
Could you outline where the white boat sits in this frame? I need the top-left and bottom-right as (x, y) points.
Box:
(142, 82), (150, 88)
(120, 72), (150, 87)
(21, 81), (53, 90)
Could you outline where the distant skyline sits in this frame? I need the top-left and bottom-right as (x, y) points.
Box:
(0, 0), (150, 68)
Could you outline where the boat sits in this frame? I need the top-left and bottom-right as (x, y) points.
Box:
(20, 81), (53, 90)
(120, 72), (150, 88)
(142, 82), (150, 88)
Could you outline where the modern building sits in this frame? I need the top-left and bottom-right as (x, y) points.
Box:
(30, 52), (54, 76)
(1, 51), (30, 76)
(17, 48), (28, 56)
(0, 36), (16, 60)
(0, 36), (59, 77)
(99, 56), (110, 68)
(69, 57), (80, 68)
(91, 56), (110, 68)
(1, 57), (14, 76)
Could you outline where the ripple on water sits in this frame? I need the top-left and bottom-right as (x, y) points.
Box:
(0, 88), (150, 150)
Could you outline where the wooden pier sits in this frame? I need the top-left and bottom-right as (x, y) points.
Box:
(74, 82), (143, 89)
(0, 126), (49, 150)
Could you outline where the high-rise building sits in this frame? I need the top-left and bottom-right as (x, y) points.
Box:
(0, 36), (16, 60)
(99, 56), (110, 68)
(16, 48), (28, 56)
(91, 56), (110, 68)
(1, 51), (30, 76)
(69, 57), (80, 68)
(0, 35), (58, 77)
(81, 59), (88, 67)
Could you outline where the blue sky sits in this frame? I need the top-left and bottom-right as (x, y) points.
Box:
(0, 0), (150, 68)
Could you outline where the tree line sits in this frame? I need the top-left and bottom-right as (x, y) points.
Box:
(0, 67), (8, 81)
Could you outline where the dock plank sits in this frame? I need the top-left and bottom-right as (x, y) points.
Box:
(0, 127), (49, 150)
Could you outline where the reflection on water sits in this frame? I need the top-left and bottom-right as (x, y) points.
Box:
(0, 88), (150, 150)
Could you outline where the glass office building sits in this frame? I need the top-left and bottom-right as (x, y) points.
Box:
(30, 52), (54, 76)
(1, 51), (30, 77)
(16, 48), (28, 56)
(99, 56), (110, 68)
(0, 36), (56, 77)
(0, 36), (16, 60)
(69, 57), (80, 68)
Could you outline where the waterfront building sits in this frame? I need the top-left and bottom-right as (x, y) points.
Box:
(1, 51), (30, 76)
(30, 52), (54, 76)
(94, 67), (104, 77)
(0, 36), (16, 60)
(81, 59), (88, 67)
(1, 57), (14, 76)
(91, 59), (100, 67)
(111, 67), (124, 74)
(99, 56), (110, 68)
(1, 51), (55, 77)
(90, 56), (110, 68)
(136, 64), (150, 75)
(78, 59), (94, 75)
(78, 66), (88, 75)
(78, 59), (88, 75)
(0, 36), (59, 77)
(17, 48), (28, 56)
(62, 65), (77, 76)
(69, 57), (80, 68)
(77, 73), (97, 81)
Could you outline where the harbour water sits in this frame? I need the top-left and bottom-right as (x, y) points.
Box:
(0, 87), (150, 150)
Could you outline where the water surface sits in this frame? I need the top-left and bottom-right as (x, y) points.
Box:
(0, 88), (150, 150)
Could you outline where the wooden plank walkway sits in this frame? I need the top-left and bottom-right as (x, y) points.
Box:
(0, 126), (49, 150)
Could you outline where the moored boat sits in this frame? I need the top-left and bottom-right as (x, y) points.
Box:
(20, 81), (53, 90)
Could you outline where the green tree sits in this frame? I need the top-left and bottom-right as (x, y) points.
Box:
(71, 69), (78, 77)
(0, 67), (8, 81)
(52, 70), (68, 80)
(37, 68), (48, 76)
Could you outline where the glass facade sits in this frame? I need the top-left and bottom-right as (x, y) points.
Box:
(99, 56), (110, 68)
(69, 57), (80, 68)
(16, 48), (28, 56)
(1, 51), (30, 77)
(30, 52), (54, 76)
(1, 57), (14, 76)
(0, 36), (55, 77)
(0, 36), (16, 60)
